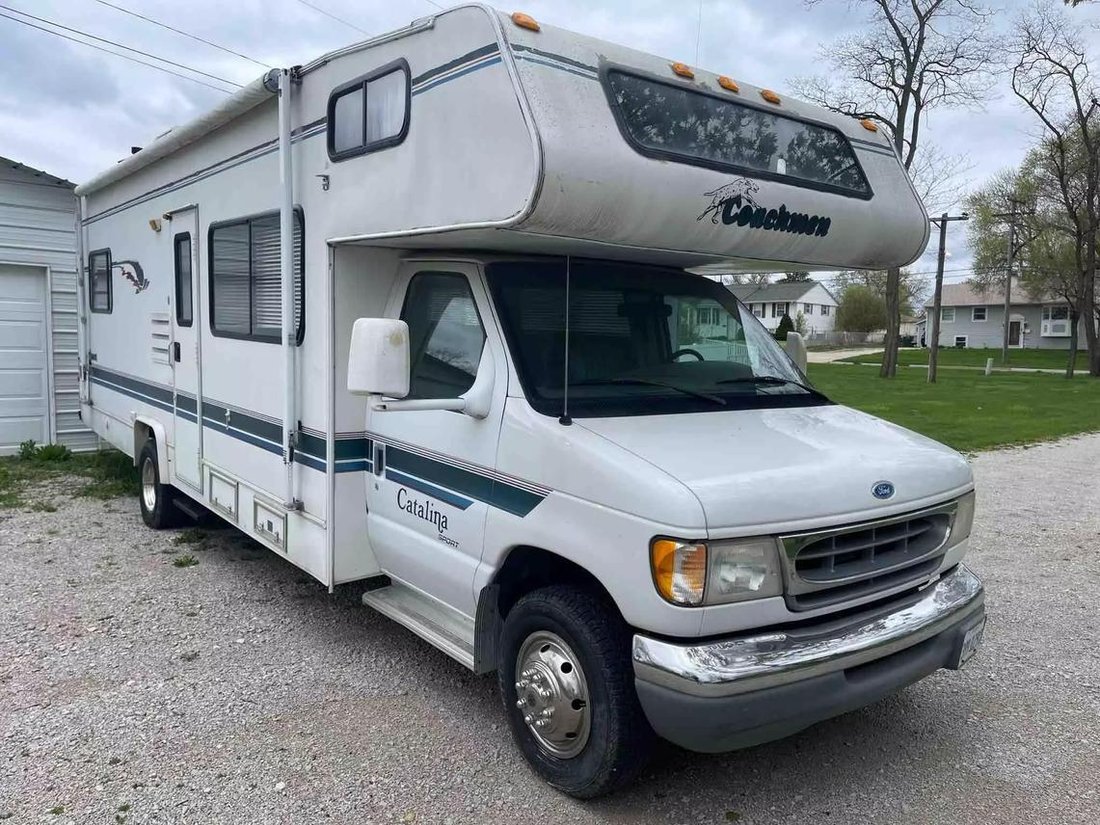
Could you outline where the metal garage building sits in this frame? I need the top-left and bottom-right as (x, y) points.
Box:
(0, 156), (96, 455)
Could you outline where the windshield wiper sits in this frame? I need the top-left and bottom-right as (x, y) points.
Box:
(716, 375), (824, 397)
(572, 377), (727, 405)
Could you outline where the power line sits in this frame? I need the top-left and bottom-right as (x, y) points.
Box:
(0, 4), (241, 87)
(293, 0), (369, 34)
(421, 0), (445, 9)
(90, 0), (272, 69)
(0, 10), (234, 93)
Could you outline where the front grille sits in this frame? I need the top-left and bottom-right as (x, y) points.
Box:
(782, 501), (957, 611)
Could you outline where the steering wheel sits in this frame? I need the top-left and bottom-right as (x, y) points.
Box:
(670, 348), (704, 362)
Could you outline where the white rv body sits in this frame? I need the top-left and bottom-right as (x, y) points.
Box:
(76, 5), (983, 796)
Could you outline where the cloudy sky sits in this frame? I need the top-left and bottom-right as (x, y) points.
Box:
(3, 0), (1099, 283)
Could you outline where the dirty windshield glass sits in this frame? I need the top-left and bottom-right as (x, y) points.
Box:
(605, 70), (871, 198)
(486, 261), (828, 418)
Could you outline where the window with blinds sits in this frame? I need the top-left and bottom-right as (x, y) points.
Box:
(89, 249), (112, 313)
(210, 210), (303, 342)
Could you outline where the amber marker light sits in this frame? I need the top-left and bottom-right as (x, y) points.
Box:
(860, 119), (879, 132)
(718, 75), (740, 93)
(760, 89), (781, 104)
(670, 62), (696, 80)
(651, 539), (707, 606)
(511, 12), (540, 31)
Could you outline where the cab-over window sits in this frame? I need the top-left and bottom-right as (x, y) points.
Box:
(400, 272), (486, 400)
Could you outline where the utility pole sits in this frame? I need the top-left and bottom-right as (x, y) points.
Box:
(928, 212), (970, 383)
(992, 198), (1026, 365)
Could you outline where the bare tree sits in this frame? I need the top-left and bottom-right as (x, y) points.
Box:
(1011, 3), (1100, 376)
(793, 0), (999, 378)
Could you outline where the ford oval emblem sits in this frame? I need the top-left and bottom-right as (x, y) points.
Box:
(872, 481), (896, 500)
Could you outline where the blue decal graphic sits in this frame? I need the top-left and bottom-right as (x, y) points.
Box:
(872, 481), (895, 500)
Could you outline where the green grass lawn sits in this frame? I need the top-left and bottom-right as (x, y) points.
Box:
(808, 363), (1100, 452)
(839, 346), (1084, 371)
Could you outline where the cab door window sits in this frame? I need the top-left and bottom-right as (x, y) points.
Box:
(400, 272), (486, 399)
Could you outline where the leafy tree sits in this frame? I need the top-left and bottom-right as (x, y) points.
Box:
(1005, 5), (1100, 375)
(794, 311), (808, 334)
(830, 270), (924, 316)
(836, 284), (887, 333)
(778, 271), (812, 283)
(794, 0), (998, 378)
(774, 314), (795, 341)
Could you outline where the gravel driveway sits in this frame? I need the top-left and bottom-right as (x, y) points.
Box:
(2, 435), (1099, 824)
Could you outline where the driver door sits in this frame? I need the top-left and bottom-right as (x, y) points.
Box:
(364, 262), (508, 616)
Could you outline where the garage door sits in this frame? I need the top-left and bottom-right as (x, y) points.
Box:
(0, 264), (50, 455)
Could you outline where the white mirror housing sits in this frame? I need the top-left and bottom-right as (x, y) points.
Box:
(347, 318), (410, 398)
(785, 332), (808, 373)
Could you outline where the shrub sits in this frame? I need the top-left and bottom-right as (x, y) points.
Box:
(774, 314), (795, 341)
(35, 444), (72, 463)
(18, 440), (37, 461)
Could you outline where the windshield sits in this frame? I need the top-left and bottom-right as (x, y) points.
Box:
(486, 260), (830, 418)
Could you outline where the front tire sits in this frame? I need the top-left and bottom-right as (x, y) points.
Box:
(498, 585), (653, 799)
(138, 441), (181, 529)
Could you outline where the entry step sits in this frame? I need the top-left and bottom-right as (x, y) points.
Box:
(362, 582), (475, 670)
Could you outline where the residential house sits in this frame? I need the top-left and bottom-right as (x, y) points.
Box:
(921, 278), (1090, 350)
(727, 280), (839, 335)
(0, 156), (95, 455)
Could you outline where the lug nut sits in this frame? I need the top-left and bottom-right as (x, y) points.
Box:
(515, 679), (528, 690)
(538, 687), (551, 700)
(523, 714), (533, 725)
(516, 697), (528, 708)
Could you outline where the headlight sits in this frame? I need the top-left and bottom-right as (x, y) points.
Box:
(650, 536), (783, 606)
(948, 490), (976, 548)
(707, 537), (784, 604)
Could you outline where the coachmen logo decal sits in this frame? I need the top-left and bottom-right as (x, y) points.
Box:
(697, 177), (833, 238)
(113, 260), (150, 293)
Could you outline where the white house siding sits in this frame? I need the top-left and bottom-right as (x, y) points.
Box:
(0, 161), (96, 454)
(932, 304), (1087, 351)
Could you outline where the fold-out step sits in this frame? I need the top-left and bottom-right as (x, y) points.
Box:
(362, 582), (476, 670)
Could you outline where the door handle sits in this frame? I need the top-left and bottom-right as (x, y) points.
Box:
(373, 442), (385, 477)
(173, 342), (181, 362)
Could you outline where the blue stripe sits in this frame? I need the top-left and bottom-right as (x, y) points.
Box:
(514, 54), (598, 81)
(203, 416), (283, 456)
(386, 468), (474, 511)
(294, 452), (326, 471)
(412, 56), (502, 96)
(91, 374), (175, 415)
(335, 459), (373, 474)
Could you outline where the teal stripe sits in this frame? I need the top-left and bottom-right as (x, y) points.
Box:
(387, 446), (544, 517)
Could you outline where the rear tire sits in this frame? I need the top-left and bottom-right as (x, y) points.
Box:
(498, 585), (654, 799)
(138, 441), (182, 529)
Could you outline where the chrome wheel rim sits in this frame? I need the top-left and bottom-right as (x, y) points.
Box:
(141, 456), (157, 512)
(514, 631), (591, 758)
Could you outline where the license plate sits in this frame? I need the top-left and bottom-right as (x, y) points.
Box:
(955, 618), (985, 668)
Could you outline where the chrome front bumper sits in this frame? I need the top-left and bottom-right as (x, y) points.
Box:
(633, 565), (985, 699)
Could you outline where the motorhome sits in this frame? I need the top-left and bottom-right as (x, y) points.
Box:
(75, 5), (985, 798)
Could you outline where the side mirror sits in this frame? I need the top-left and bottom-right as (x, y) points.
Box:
(785, 332), (808, 373)
(347, 318), (410, 398)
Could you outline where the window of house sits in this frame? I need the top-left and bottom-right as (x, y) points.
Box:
(772, 302), (789, 318)
(604, 69), (871, 198)
(941, 307), (955, 323)
(954, 335), (968, 348)
(89, 249), (111, 313)
(752, 304), (763, 318)
(803, 302), (813, 314)
(401, 272), (486, 400)
(820, 305), (830, 316)
(327, 61), (410, 160)
(174, 233), (193, 327)
(972, 306), (987, 322)
(1041, 305), (1071, 337)
(210, 209), (303, 343)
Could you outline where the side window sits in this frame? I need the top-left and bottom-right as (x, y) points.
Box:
(327, 60), (410, 160)
(400, 272), (486, 400)
(174, 233), (193, 327)
(209, 210), (304, 343)
(89, 249), (111, 313)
